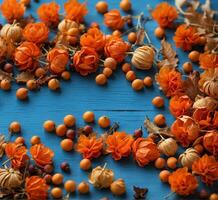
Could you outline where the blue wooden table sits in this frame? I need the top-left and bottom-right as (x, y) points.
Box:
(0, 0), (217, 199)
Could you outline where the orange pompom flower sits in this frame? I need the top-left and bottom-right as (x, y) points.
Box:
(23, 22), (49, 44)
(37, 2), (60, 27)
(5, 142), (29, 169)
(104, 10), (125, 30)
(76, 135), (103, 159)
(132, 137), (160, 167)
(199, 53), (218, 70)
(73, 47), (99, 76)
(171, 116), (199, 147)
(104, 36), (129, 63)
(151, 2), (178, 28)
(25, 176), (49, 200)
(106, 132), (134, 160)
(173, 24), (200, 51)
(14, 42), (41, 71)
(169, 95), (193, 117)
(203, 131), (218, 157)
(80, 28), (106, 52)
(47, 48), (69, 75)
(192, 154), (218, 185)
(30, 144), (54, 168)
(64, 0), (88, 23)
(0, 0), (25, 23)
(155, 66), (183, 97)
(169, 167), (198, 196)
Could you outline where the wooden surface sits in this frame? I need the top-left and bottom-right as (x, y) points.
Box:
(0, 0), (217, 199)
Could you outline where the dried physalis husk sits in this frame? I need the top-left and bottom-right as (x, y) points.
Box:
(0, 23), (22, 42)
(158, 138), (178, 157)
(0, 37), (7, 58)
(179, 148), (200, 169)
(131, 45), (155, 70)
(0, 167), (23, 190)
(58, 19), (79, 34)
(0, 135), (6, 158)
(193, 96), (218, 110)
(110, 179), (126, 196)
(89, 165), (114, 188)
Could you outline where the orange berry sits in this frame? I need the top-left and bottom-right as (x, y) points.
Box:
(126, 70), (136, 82)
(152, 96), (164, 108)
(43, 120), (55, 132)
(143, 76), (153, 87)
(15, 136), (25, 144)
(56, 124), (67, 137)
(9, 121), (21, 133)
(98, 116), (110, 128)
(30, 136), (41, 145)
(155, 157), (166, 169)
(80, 159), (92, 171)
(154, 27), (165, 39)
(35, 67), (46, 78)
(210, 193), (218, 200)
(122, 63), (131, 73)
(1, 79), (11, 90)
(159, 170), (170, 182)
(16, 88), (28, 100)
(51, 187), (63, 199)
(128, 32), (137, 43)
(112, 30), (122, 37)
(90, 22), (100, 29)
(61, 71), (71, 80)
(63, 114), (76, 127)
(95, 1), (108, 14)
(103, 67), (113, 78)
(198, 36), (206, 46)
(83, 111), (95, 123)
(104, 57), (117, 70)
(132, 79), (144, 91)
(154, 114), (166, 126)
(48, 78), (60, 90)
(52, 173), (64, 185)
(120, 0), (132, 11)
(167, 157), (177, 169)
(26, 79), (37, 90)
(183, 62), (193, 73)
(96, 74), (107, 85)
(60, 139), (74, 151)
(194, 144), (204, 154)
(64, 180), (76, 193)
(77, 182), (90, 194)
(188, 50), (200, 62)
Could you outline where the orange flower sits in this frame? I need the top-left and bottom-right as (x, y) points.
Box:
(73, 47), (99, 76)
(193, 108), (218, 130)
(171, 116), (199, 147)
(0, 0), (25, 23)
(132, 138), (160, 167)
(192, 154), (218, 185)
(155, 66), (183, 97)
(64, 0), (88, 23)
(104, 10), (125, 30)
(25, 176), (49, 200)
(203, 131), (218, 157)
(37, 2), (60, 27)
(23, 22), (49, 44)
(169, 167), (198, 196)
(104, 36), (129, 63)
(76, 135), (103, 159)
(106, 132), (133, 160)
(14, 42), (41, 71)
(80, 28), (106, 52)
(169, 95), (192, 117)
(30, 144), (54, 168)
(47, 48), (69, 75)
(5, 142), (29, 169)
(173, 24), (200, 51)
(151, 2), (178, 28)
(199, 53), (218, 70)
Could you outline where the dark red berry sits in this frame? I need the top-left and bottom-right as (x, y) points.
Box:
(60, 162), (70, 172)
(44, 174), (52, 184)
(83, 125), (93, 135)
(134, 128), (143, 138)
(28, 164), (36, 174)
(199, 189), (209, 199)
(66, 129), (75, 139)
(44, 164), (54, 174)
(3, 63), (13, 73)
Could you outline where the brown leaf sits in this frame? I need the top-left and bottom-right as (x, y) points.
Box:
(0, 69), (13, 81)
(192, 136), (203, 146)
(175, 0), (200, 14)
(15, 71), (35, 83)
(205, 37), (218, 53)
(0, 135), (5, 158)
(36, 75), (57, 86)
(201, 0), (216, 18)
(133, 186), (148, 200)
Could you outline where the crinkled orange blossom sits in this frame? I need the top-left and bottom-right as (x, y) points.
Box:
(203, 131), (218, 157)
(199, 53), (218, 70)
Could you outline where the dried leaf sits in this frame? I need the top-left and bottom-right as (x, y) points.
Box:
(15, 71), (35, 83)
(193, 96), (218, 110)
(192, 136), (203, 146)
(201, 0), (216, 18)
(135, 28), (146, 46)
(133, 186), (148, 200)
(175, 0), (200, 14)
(0, 135), (5, 158)
(36, 75), (57, 86)
(205, 37), (218, 53)
(0, 69), (13, 81)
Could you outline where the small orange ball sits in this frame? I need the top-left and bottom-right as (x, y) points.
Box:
(154, 27), (165, 39)
(63, 114), (76, 127)
(83, 111), (95, 123)
(183, 62), (193, 73)
(95, 1), (108, 14)
(48, 78), (60, 90)
(167, 157), (177, 169)
(52, 173), (64, 185)
(122, 63), (131, 73)
(77, 182), (90, 194)
(128, 32), (137, 43)
(194, 144), (204, 154)
(154, 114), (166, 126)
(9, 121), (21, 133)
(210, 193), (218, 200)
(15, 136), (25, 144)
(152, 96), (164, 108)
(1, 79), (11, 90)
(98, 116), (110, 128)
(126, 70), (136, 82)
(43, 120), (55, 132)
(104, 57), (117, 70)
(26, 80), (37, 90)
(51, 187), (63, 199)
(16, 88), (28, 100)
(95, 74), (107, 85)
(61, 71), (71, 80)
(30, 136), (41, 145)
(132, 79), (144, 91)
(188, 51), (200, 62)
(103, 67), (113, 78)
(60, 139), (74, 152)
(64, 180), (76, 193)
(120, 0), (132, 11)
(143, 76), (153, 87)
(154, 158), (166, 169)
(159, 170), (170, 182)
(56, 124), (67, 137)
(112, 30), (122, 37)
(198, 36), (206, 46)
(80, 159), (92, 171)
(35, 67), (46, 78)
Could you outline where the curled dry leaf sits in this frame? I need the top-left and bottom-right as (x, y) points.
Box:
(0, 69), (13, 81)
(192, 136), (204, 147)
(133, 186), (148, 200)
(36, 74), (57, 86)
(201, 0), (217, 18)
(0, 135), (5, 158)
(193, 96), (218, 110)
(15, 71), (35, 83)
(205, 37), (218, 54)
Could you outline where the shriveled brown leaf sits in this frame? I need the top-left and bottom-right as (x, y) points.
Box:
(0, 135), (5, 158)
(135, 28), (146, 46)
(193, 96), (218, 110)
(19, 15), (35, 28)
(192, 136), (203, 146)
(0, 69), (13, 81)
(36, 75), (57, 86)
(133, 186), (148, 200)
(201, 0), (217, 18)
(205, 37), (218, 53)
(15, 71), (35, 83)
(175, 0), (200, 14)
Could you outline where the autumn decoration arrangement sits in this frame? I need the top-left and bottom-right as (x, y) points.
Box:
(0, 0), (218, 199)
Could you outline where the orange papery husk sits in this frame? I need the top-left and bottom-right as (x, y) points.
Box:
(199, 53), (218, 70)
(192, 154), (218, 185)
(104, 10), (125, 30)
(203, 131), (218, 157)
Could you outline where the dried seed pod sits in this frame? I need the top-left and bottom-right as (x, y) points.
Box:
(131, 45), (155, 70)
(178, 148), (200, 169)
(0, 167), (23, 189)
(193, 96), (218, 110)
(89, 165), (114, 188)
(0, 23), (22, 42)
(202, 79), (218, 99)
(110, 179), (126, 196)
(58, 19), (79, 34)
(158, 138), (178, 157)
